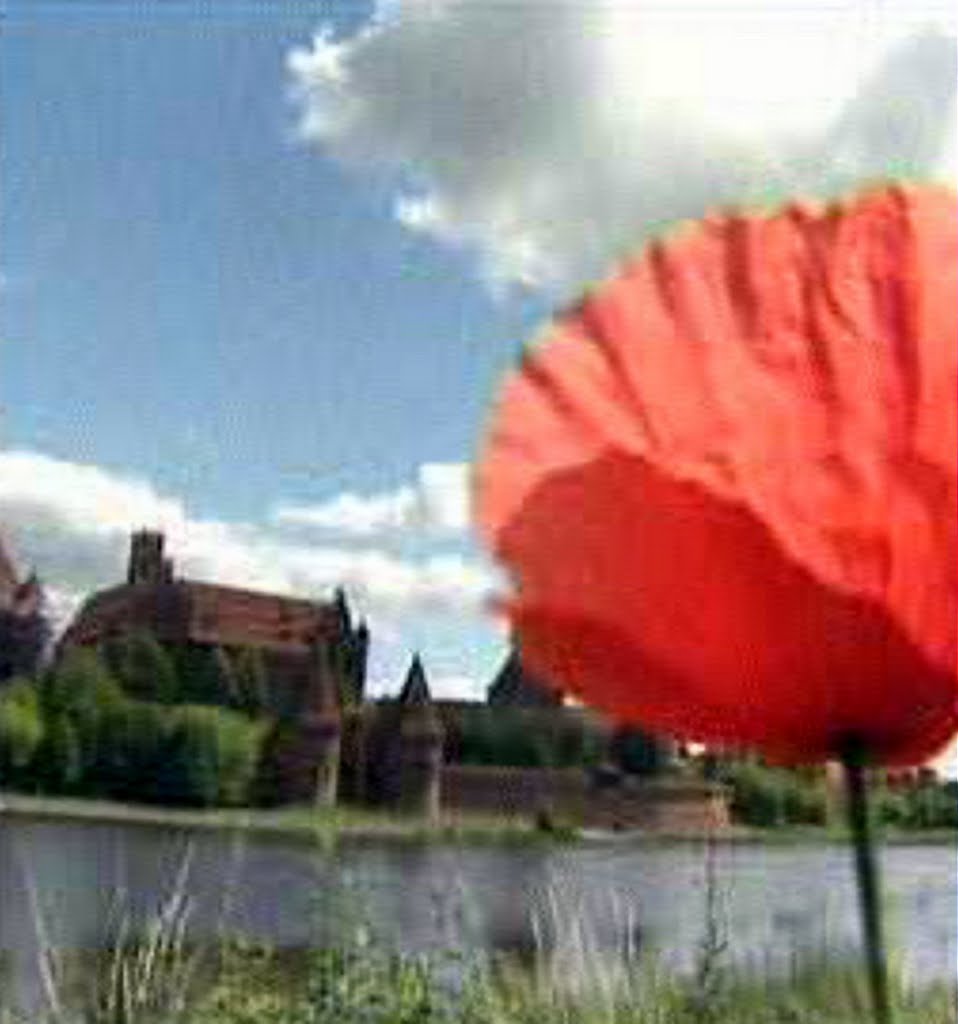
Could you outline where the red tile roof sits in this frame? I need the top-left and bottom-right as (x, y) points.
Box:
(63, 578), (341, 654)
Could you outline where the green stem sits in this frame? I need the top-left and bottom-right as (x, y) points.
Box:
(840, 737), (893, 1024)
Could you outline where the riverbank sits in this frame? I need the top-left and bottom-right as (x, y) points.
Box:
(10, 937), (957, 1024)
(1, 792), (954, 845)
(0, 792), (560, 845)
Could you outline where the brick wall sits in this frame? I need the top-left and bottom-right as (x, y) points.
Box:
(440, 765), (730, 831)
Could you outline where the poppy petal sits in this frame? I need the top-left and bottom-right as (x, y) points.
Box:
(478, 184), (957, 766)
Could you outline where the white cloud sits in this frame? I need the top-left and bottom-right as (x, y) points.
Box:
(931, 740), (958, 779)
(0, 450), (493, 621)
(289, 0), (956, 295)
(274, 461), (470, 537)
(428, 673), (486, 702)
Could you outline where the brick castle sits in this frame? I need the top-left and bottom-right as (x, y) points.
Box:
(25, 529), (730, 829)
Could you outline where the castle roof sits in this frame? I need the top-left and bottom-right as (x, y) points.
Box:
(61, 531), (345, 655)
(487, 649), (563, 707)
(62, 577), (342, 654)
(0, 529), (41, 617)
(399, 653), (432, 706)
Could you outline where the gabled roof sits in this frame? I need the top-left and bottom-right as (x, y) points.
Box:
(487, 649), (563, 707)
(399, 653), (432, 706)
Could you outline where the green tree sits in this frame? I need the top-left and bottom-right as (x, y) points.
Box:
(159, 705), (264, 807)
(0, 678), (45, 787)
(43, 648), (125, 789)
(232, 647), (270, 716)
(174, 645), (234, 708)
(101, 631), (179, 704)
(92, 698), (172, 802)
(716, 759), (827, 826)
(42, 648), (123, 717)
(33, 713), (82, 793)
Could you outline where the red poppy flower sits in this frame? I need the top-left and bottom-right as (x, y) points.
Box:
(477, 184), (958, 767)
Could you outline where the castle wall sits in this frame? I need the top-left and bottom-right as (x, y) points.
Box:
(440, 765), (730, 831)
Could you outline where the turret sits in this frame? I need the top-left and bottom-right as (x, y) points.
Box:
(333, 586), (352, 635)
(397, 654), (443, 820)
(127, 530), (169, 585)
(349, 618), (370, 704)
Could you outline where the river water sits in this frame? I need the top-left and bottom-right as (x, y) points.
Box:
(0, 815), (954, 1012)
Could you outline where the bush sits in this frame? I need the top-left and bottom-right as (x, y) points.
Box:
(231, 647), (270, 716)
(0, 678), (45, 786)
(717, 760), (827, 827)
(174, 645), (236, 708)
(41, 649), (127, 791)
(451, 707), (605, 769)
(875, 780), (958, 830)
(91, 697), (173, 802)
(101, 630), (180, 703)
(33, 713), (83, 793)
(159, 705), (266, 807)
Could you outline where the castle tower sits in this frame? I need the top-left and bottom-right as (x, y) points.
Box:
(304, 636), (342, 808)
(329, 589), (369, 705)
(397, 654), (444, 821)
(127, 530), (169, 585)
(350, 619), (370, 704)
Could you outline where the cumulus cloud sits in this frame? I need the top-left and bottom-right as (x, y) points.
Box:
(0, 450), (493, 620)
(425, 673), (485, 702)
(289, 0), (956, 294)
(274, 462), (470, 537)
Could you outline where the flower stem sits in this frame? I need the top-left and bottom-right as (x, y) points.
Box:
(840, 736), (892, 1024)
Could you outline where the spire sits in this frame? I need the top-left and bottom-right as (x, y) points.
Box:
(487, 648), (562, 707)
(399, 653), (432, 707)
(333, 586), (352, 634)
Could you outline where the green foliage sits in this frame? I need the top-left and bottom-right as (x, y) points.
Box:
(159, 705), (265, 807)
(174, 646), (235, 709)
(41, 648), (124, 719)
(37, 650), (125, 791)
(33, 713), (83, 793)
(716, 760), (827, 827)
(0, 678), (45, 784)
(452, 708), (604, 769)
(179, 940), (957, 1024)
(100, 631), (180, 704)
(91, 698), (172, 803)
(874, 779), (958, 830)
(0, 646), (267, 808)
(231, 647), (270, 716)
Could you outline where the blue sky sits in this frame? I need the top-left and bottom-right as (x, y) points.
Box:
(2, 0), (534, 512)
(0, 0), (550, 696)
(1, 0), (953, 705)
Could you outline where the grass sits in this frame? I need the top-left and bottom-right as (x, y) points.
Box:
(3, 792), (955, 847)
(2, 837), (954, 1024)
(9, 938), (953, 1024)
(0, 792), (569, 846)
